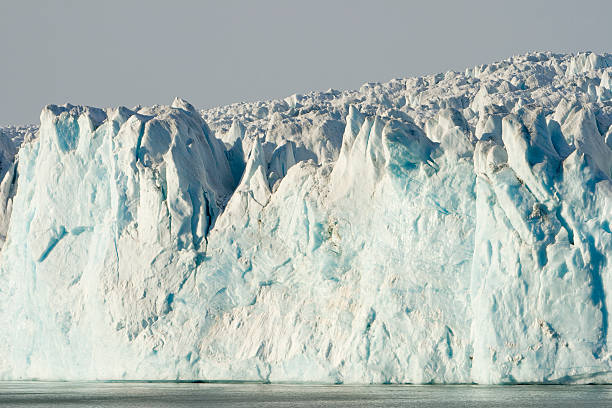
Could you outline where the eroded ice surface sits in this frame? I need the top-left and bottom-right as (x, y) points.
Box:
(0, 52), (611, 383)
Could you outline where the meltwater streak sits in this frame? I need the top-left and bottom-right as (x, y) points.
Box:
(0, 383), (612, 407)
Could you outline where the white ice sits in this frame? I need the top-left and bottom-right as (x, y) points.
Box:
(0, 52), (611, 384)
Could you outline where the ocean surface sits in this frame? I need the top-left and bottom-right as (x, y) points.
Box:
(0, 382), (611, 407)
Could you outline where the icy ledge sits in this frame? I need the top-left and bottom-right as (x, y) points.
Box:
(0, 52), (611, 383)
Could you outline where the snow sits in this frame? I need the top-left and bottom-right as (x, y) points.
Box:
(0, 52), (611, 383)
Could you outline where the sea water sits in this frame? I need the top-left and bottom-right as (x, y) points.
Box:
(0, 382), (611, 407)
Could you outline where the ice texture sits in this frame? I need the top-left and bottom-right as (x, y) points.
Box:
(0, 52), (611, 383)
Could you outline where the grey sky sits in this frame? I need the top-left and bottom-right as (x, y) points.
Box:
(1, 0), (610, 126)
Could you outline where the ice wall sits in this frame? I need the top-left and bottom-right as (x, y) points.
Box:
(0, 52), (611, 383)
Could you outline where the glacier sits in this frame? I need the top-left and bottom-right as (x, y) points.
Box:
(0, 51), (611, 383)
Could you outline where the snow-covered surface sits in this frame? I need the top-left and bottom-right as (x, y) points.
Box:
(0, 52), (611, 383)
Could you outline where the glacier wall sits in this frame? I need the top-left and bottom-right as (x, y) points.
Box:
(0, 52), (611, 383)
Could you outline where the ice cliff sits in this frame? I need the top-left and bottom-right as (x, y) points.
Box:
(1, 52), (612, 383)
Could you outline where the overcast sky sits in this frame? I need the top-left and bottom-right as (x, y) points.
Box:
(1, 0), (611, 126)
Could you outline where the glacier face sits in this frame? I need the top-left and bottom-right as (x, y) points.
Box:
(0, 52), (612, 383)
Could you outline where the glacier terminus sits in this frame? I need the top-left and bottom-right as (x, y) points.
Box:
(0, 52), (611, 384)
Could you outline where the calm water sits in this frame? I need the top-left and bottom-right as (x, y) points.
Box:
(0, 382), (611, 407)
